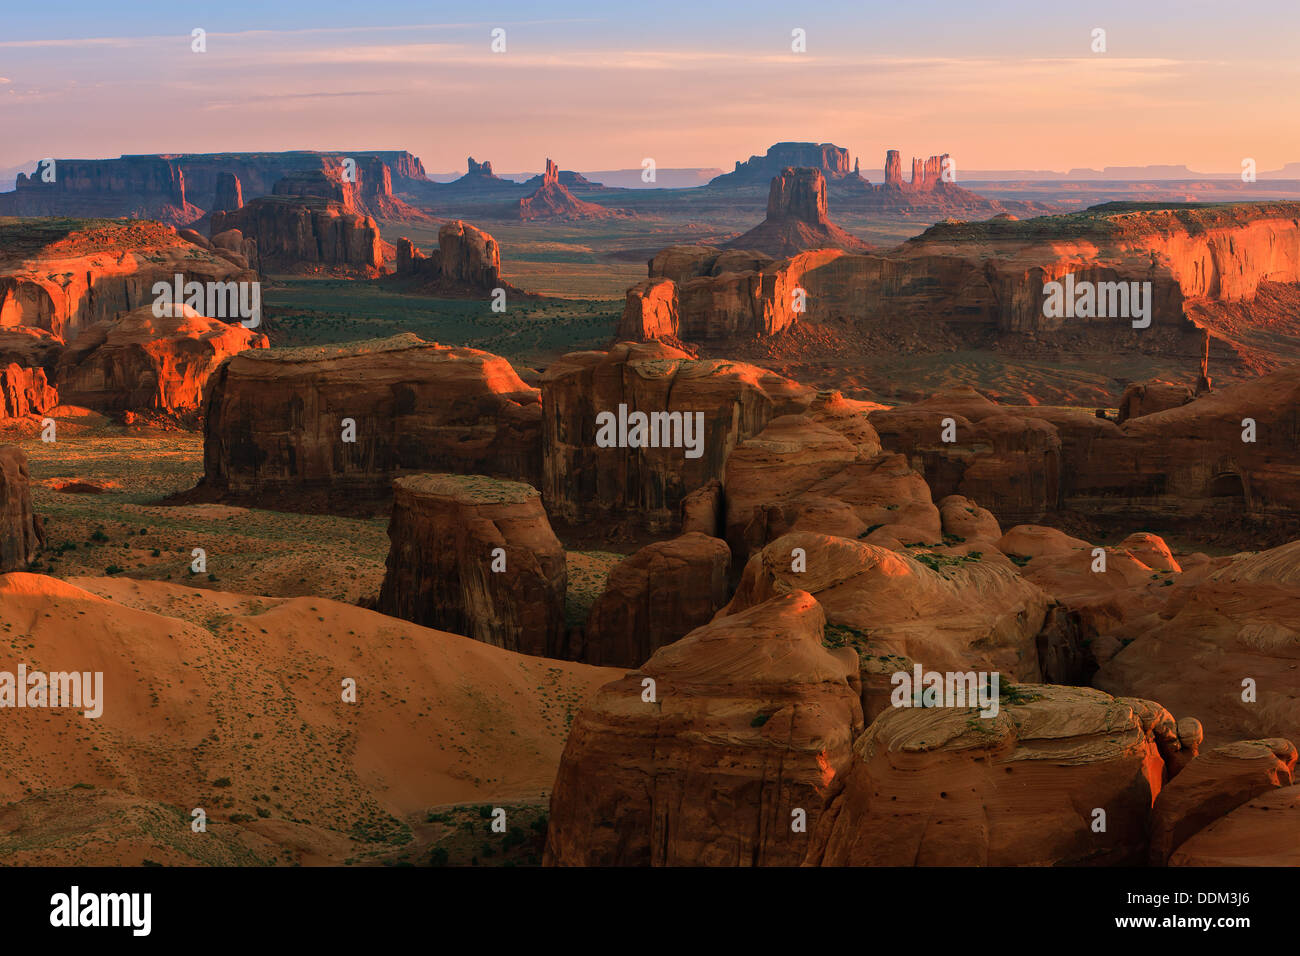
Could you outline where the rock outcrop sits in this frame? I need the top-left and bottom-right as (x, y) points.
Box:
(580, 532), (731, 667)
(630, 202), (1300, 349)
(392, 221), (509, 294)
(804, 686), (1183, 866)
(711, 142), (856, 186)
(209, 188), (385, 276)
(1169, 785), (1300, 866)
(540, 341), (814, 531)
(723, 168), (870, 257)
(518, 160), (622, 221)
(196, 334), (542, 514)
(55, 304), (267, 418)
(545, 590), (863, 866)
(1116, 379), (1194, 423)
(213, 172), (243, 214)
(1148, 738), (1296, 865)
(1, 364), (57, 420)
(0, 218), (258, 342)
(377, 474), (566, 657)
(0, 445), (40, 571)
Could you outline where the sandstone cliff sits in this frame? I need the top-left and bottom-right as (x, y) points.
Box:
(392, 220), (510, 294)
(210, 189), (386, 276)
(196, 334), (542, 515)
(0, 445), (40, 571)
(518, 160), (625, 221)
(723, 167), (870, 257)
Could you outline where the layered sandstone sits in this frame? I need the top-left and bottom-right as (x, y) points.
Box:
(1116, 379), (1194, 423)
(377, 474), (566, 657)
(1148, 738), (1297, 865)
(580, 532), (731, 667)
(1169, 785), (1300, 866)
(55, 304), (267, 417)
(0, 445), (40, 571)
(545, 590), (863, 866)
(197, 334), (542, 514)
(210, 191), (385, 276)
(804, 686), (1185, 866)
(723, 168), (870, 257)
(1, 363), (57, 420)
(540, 341), (814, 531)
(393, 221), (508, 294)
(0, 218), (258, 341)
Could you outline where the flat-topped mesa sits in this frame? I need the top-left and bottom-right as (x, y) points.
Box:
(465, 157), (498, 179)
(55, 303), (268, 419)
(377, 474), (566, 658)
(0, 218), (258, 342)
(195, 334), (542, 515)
(209, 180), (386, 276)
(630, 201), (1300, 348)
(710, 142), (855, 187)
(540, 341), (816, 532)
(722, 168), (871, 258)
(545, 590), (864, 866)
(0, 445), (41, 572)
(392, 220), (506, 294)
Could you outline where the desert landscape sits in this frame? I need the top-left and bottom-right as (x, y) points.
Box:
(1, 3), (1297, 897)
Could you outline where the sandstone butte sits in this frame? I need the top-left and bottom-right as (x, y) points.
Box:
(377, 474), (566, 658)
(722, 167), (870, 258)
(619, 201), (1300, 344)
(544, 590), (864, 866)
(195, 334), (542, 515)
(539, 340), (815, 532)
(0, 217), (258, 342)
(0, 445), (41, 571)
(391, 220), (511, 295)
(0, 572), (618, 865)
(210, 171), (388, 277)
(55, 303), (267, 418)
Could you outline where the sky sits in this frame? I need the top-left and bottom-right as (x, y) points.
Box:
(1, 0), (1297, 176)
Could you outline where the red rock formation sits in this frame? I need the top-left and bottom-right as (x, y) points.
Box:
(0, 156), (202, 225)
(723, 168), (871, 257)
(1094, 539), (1300, 746)
(196, 334), (542, 515)
(55, 304), (267, 418)
(0, 363), (57, 420)
(1116, 379), (1195, 423)
(209, 191), (385, 277)
(1148, 738), (1296, 865)
(540, 341), (814, 531)
(616, 279), (679, 342)
(1169, 785), (1300, 866)
(804, 686), (1183, 866)
(393, 221), (509, 294)
(0, 445), (40, 571)
(517, 159), (622, 221)
(545, 590), (863, 866)
(884, 150), (903, 187)
(580, 532), (731, 667)
(0, 218), (258, 342)
(711, 142), (855, 186)
(377, 474), (566, 658)
(213, 172), (243, 214)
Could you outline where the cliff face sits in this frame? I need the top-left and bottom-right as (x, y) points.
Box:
(0, 363), (57, 420)
(0, 445), (40, 571)
(624, 202), (1300, 345)
(0, 218), (258, 342)
(198, 334), (542, 514)
(0, 151), (428, 225)
(540, 341), (814, 531)
(711, 142), (855, 186)
(55, 303), (267, 417)
(377, 474), (566, 658)
(210, 192), (385, 276)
